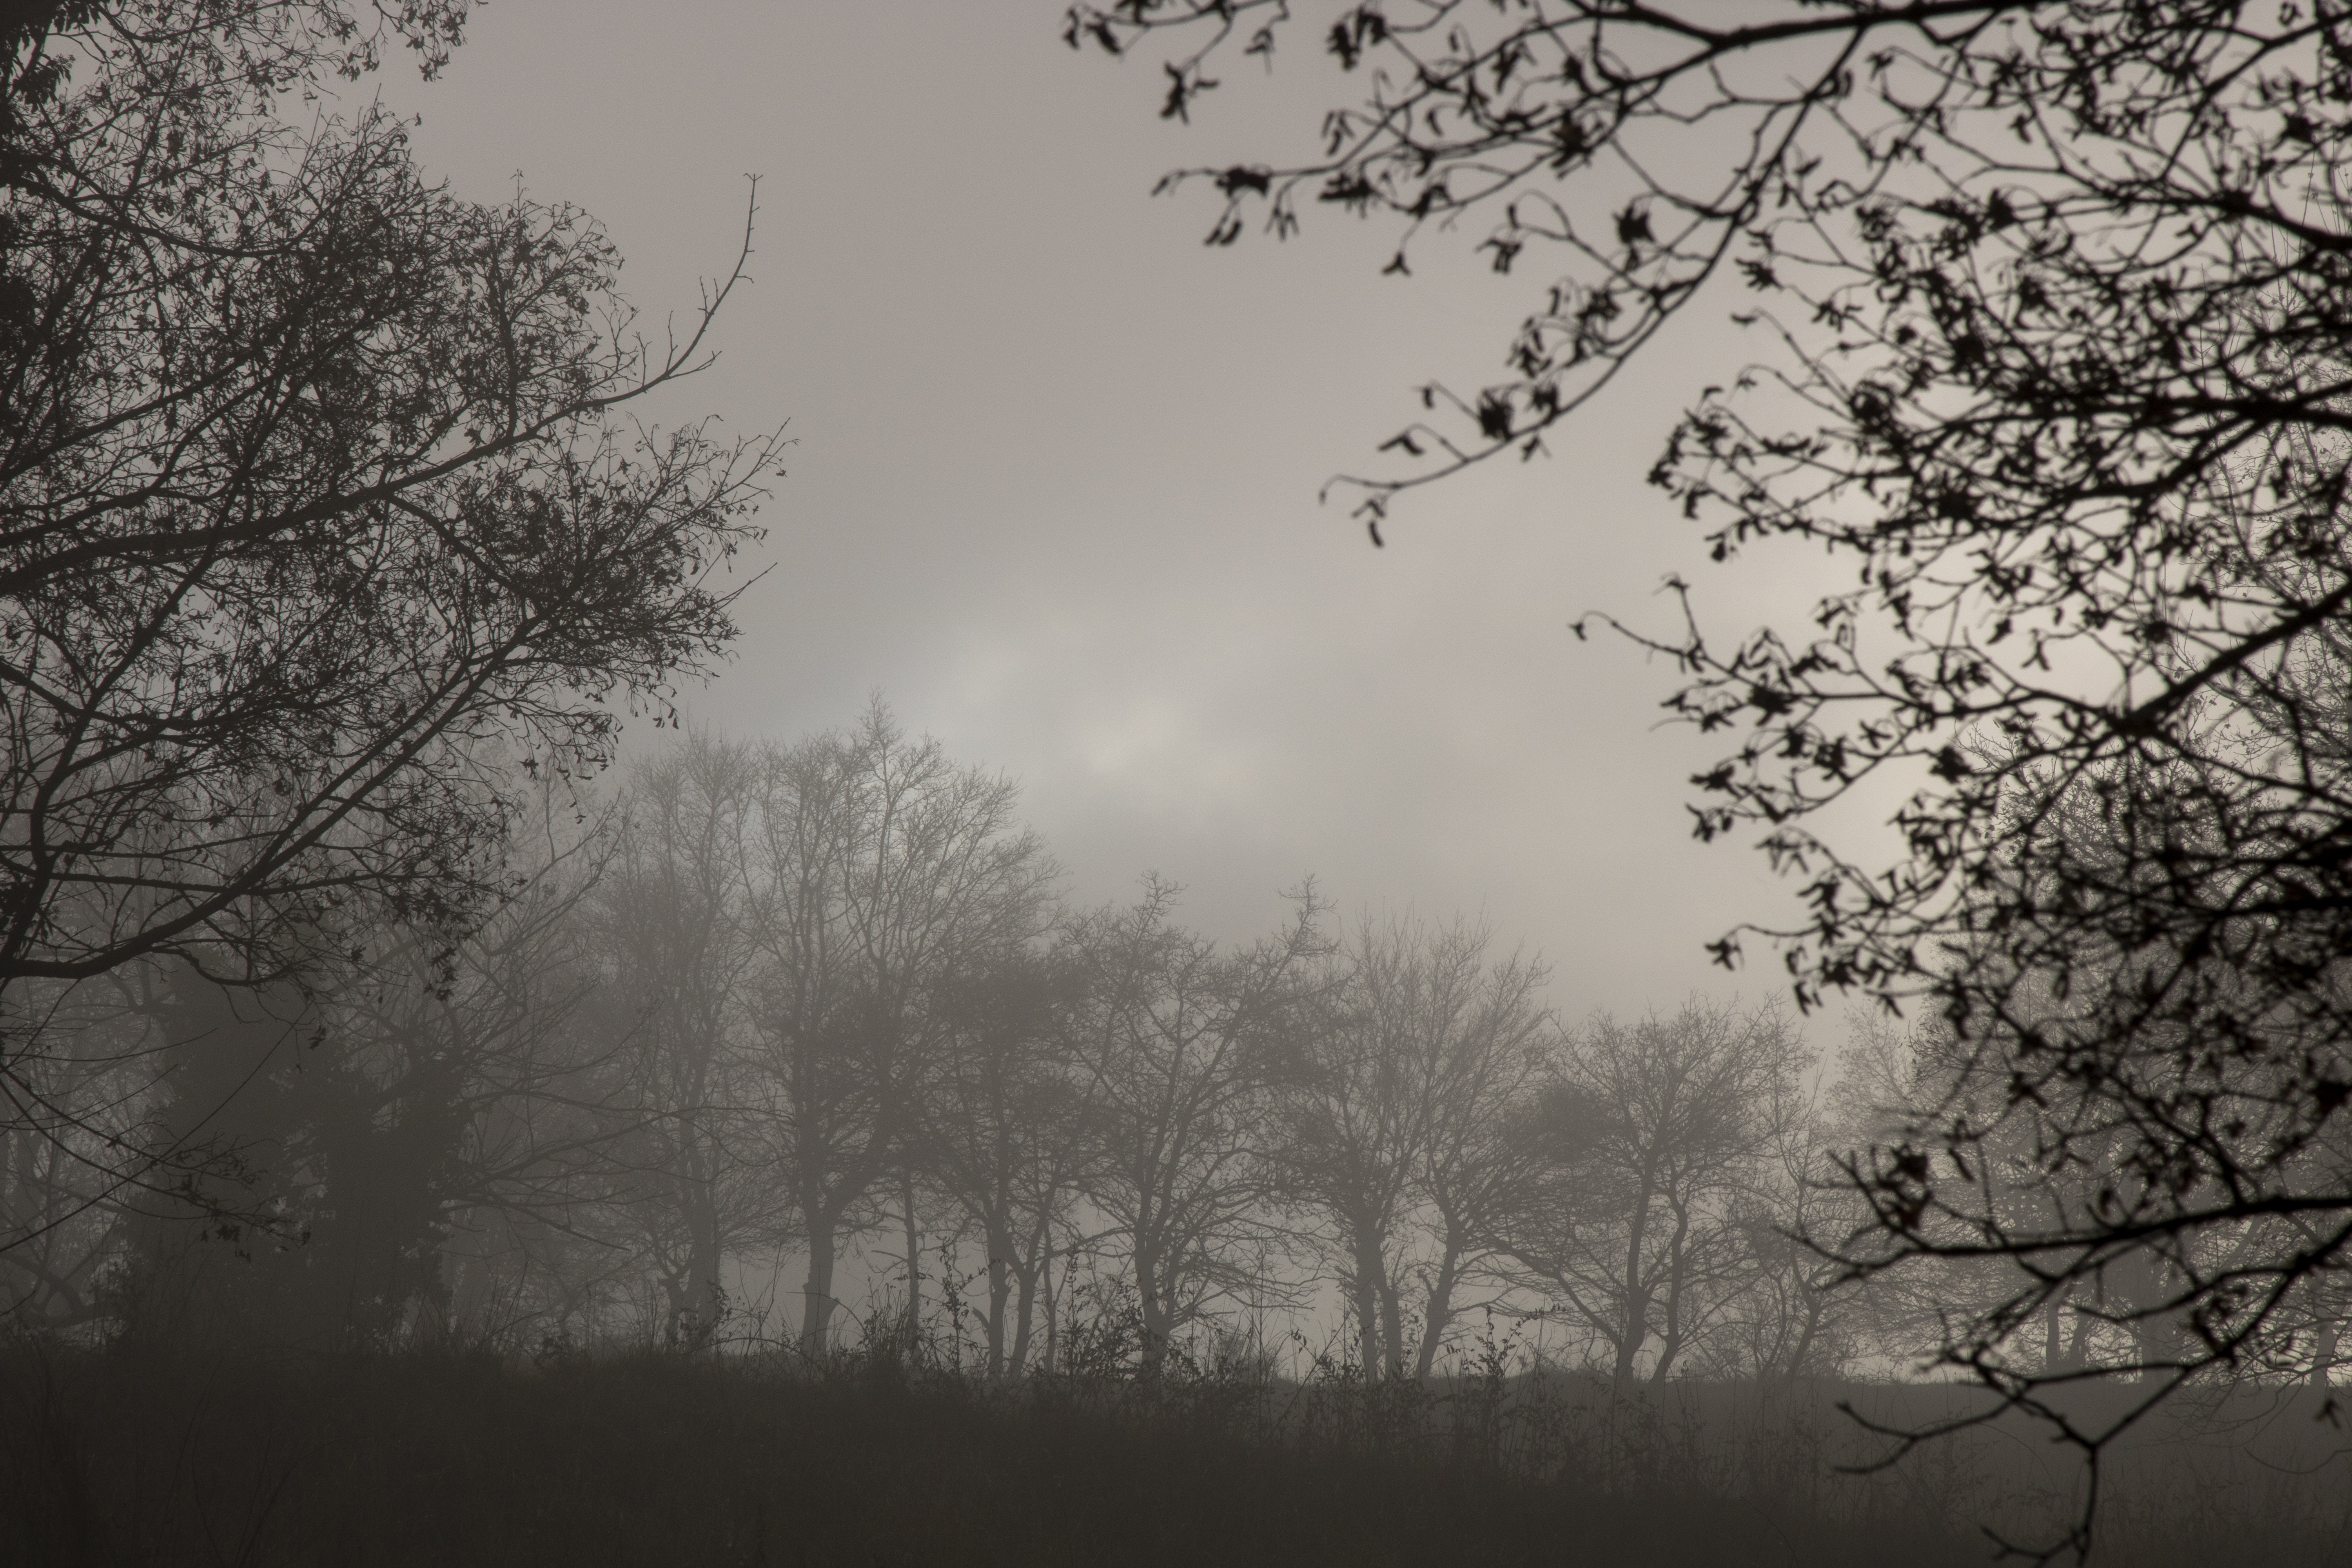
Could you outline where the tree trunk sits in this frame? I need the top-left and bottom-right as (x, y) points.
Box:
(1610, 1326), (1644, 1390)
(901, 1173), (921, 1335)
(1135, 1240), (1172, 1370)
(2308, 1317), (2339, 1388)
(1413, 1238), (1464, 1382)
(1007, 1256), (1040, 1378)
(799, 1217), (837, 1359)
(1782, 1288), (1824, 1379)
(1350, 1228), (1385, 1376)
(1040, 1244), (1058, 1374)
(1378, 1278), (1405, 1379)
(2118, 1250), (2189, 1381)
(1650, 1318), (1684, 1382)
(1648, 1207), (1694, 1383)
(984, 1222), (1014, 1378)
(1009, 1205), (1054, 1378)
(683, 1172), (723, 1350)
(1611, 1247), (1655, 1389)
(446, 1244), (492, 1332)
(1615, 1179), (1657, 1390)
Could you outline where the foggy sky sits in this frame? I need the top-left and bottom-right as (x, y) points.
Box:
(376, 1), (1853, 1023)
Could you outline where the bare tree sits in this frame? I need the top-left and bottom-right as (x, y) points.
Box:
(1713, 1087), (1864, 1382)
(328, 815), (624, 1347)
(1498, 997), (1810, 1389)
(743, 704), (1056, 1358)
(0, 2), (779, 996)
(916, 950), (1091, 1377)
(1278, 913), (1553, 1380)
(587, 734), (766, 1349)
(95, 782), (655, 1348)
(1835, 943), (2352, 1393)
(0, 975), (159, 1328)
(2, 778), (634, 1340)
(1064, 878), (1326, 1368)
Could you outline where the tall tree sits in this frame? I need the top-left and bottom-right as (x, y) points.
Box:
(1, 970), (172, 1327)
(1713, 1083), (1864, 1382)
(394, 804), (642, 1348)
(743, 705), (1056, 1359)
(1065, 878), (1326, 1368)
(1497, 997), (1810, 1389)
(916, 949), (1091, 1378)
(1278, 913), (1553, 1380)
(593, 734), (764, 1350)
(96, 788), (631, 1348)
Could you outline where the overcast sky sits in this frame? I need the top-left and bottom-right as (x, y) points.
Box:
(376, 1), (1858, 1025)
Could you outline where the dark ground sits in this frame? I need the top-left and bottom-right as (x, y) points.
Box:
(2, 1343), (2343, 1566)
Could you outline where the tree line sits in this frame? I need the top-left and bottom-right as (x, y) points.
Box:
(6, 702), (2341, 1405)
(0, 704), (1808, 1381)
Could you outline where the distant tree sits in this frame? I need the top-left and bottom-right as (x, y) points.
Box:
(0, 973), (171, 1328)
(106, 950), (475, 1350)
(742, 705), (1058, 1359)
(1824, 1006), (2064, 1375)
(592, 734), (766, 1350)
(1496, 997), (1810, 1390)
(1711, 1083), (1864, 1382)
(1277, 913), (1553, 1380)
(403, 809), (644, 1348)
(1064, 878), (1327, 1368)
(915, 949), (1091, 1378)
(1832, 936), (2352, 1396)
(104, 966), (328, 1343)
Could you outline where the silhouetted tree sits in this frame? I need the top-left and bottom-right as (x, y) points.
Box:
(916, 950), (1090, 1377)
(0, 973), (153, 1327)
(88, 790), (630, 1348)
(105, 966), (327, 1343)
(1277, 912), (1553, 1380)
(592, 735), (766, 1350)
(742, 705), (1057, 1358)
(0, 0), (773, 984)
(108, 951), (484, 1350)
(1495, 997), (1809, 1389)
(1063, 878), (1327, 1367)
(1065, 6), (2352, 1529)
(1712, 1079), (1864, 1382)
(368, 794), (640, 1347)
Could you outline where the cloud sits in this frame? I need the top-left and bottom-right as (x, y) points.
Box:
(387, 0), (1842, 1019)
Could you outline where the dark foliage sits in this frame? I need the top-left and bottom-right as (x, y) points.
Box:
(0, 1), (779, 992)
(105, 967), (463, 1349)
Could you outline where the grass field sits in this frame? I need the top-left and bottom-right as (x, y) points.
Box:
(4, 1335), (2346, 1566)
